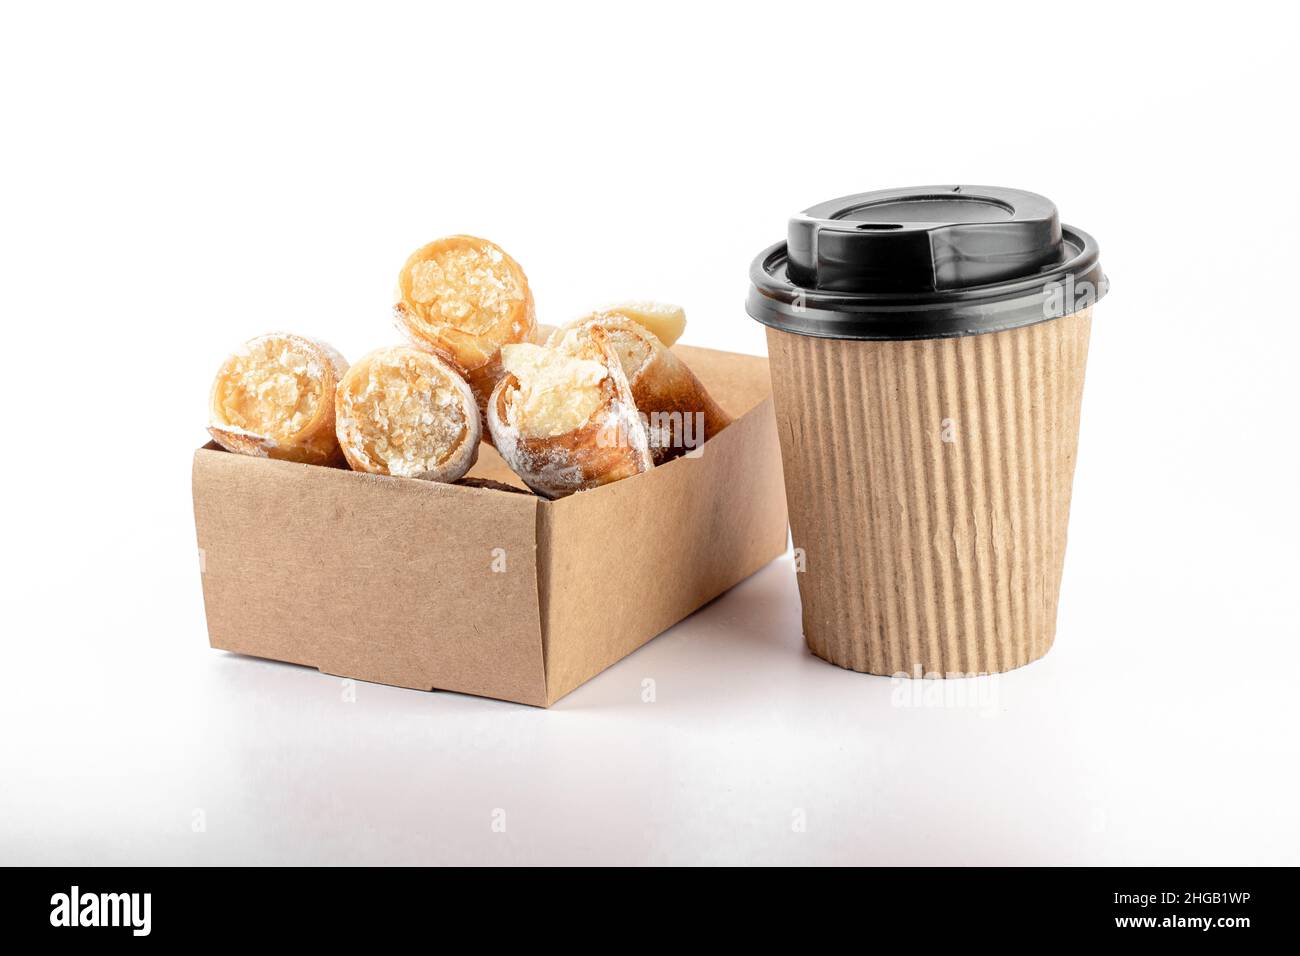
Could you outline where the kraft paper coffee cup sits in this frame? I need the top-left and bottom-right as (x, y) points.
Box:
(746, 186), (1107, 677)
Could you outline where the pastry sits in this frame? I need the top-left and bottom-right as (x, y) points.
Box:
(393, 235), (536, 422)
(208, 332), (348, 466)
(597, 300), (686, 347)
(548, 312), (731, 463)
(530, 322), (559, 345)
(487, 335), (652, 499)
(334, 346), (480, 482)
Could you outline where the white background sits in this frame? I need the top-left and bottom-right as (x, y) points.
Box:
(3, 2), (1297, 865)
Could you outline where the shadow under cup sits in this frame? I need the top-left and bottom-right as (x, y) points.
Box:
(747, 186), (1107, 677)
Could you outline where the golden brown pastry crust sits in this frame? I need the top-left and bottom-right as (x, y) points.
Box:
(334, 346), (480, 482)
(393, 234), (535, 396)
(487, 332), (652, 500)
(207, 332), (348, 466)
(393, 235), (536, 447)
(548, 313), (732, 464)
(464, 352), (507, 442)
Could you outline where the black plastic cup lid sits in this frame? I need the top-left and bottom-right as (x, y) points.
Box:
(747, 186), (1107, 340)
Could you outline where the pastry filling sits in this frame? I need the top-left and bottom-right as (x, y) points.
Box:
(406, 244), (525, 335)
(213, 336), (324, 440)
(501, 344), (607, 438)
(602, 301), (686, 347)
(553, 320), (654, 382)
(341, 353), (468, 477)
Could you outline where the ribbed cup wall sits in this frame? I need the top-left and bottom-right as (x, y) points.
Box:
(765, 309), (1092, 676)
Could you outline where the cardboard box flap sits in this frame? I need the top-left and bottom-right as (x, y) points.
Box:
(192, 448), (548, 706)
(668, 344), (771, 420)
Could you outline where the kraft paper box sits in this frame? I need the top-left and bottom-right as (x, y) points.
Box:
(192, 345), (787, 707)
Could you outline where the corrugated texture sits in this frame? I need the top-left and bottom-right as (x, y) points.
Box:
(766, 310), (1092, 676)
